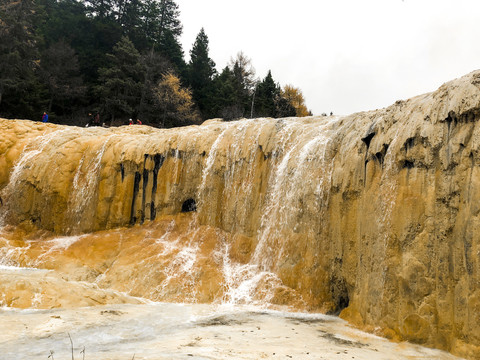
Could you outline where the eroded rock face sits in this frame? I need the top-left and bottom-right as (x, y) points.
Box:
(2, 71), (480, 358)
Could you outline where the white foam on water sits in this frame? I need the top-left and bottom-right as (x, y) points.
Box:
(217, 242), (282, 307)
(152, 227), (202, 302)
(23, 235), (83, 268)
(0, 237), (33, 268)
(0, 264), (46, 272)
(45, 235), (84, 250)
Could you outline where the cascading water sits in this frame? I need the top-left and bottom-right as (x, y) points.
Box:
(67, 134), (118, 233)
(1, 117), (342, 310)
(0, 128), (67, 226)
(2, 67), (480, 360)
(0, 116), (460, 359)
(253, 117), (339, 271)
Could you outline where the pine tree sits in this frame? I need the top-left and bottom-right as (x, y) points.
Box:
(212, 67), (239, 120)
(254, 70), (278, 118)
(0, 0), (44, 118)
(230, 61), (250, 118)
(116, 0), (144, 49)
(142, 0), (182, 49)
(158, 29), (186, 76)
(275, 95), (297, 118)
(84, 0), (116, 19)
(187, 28), (216, 119)
(97, 36), (143, 123)
(40, 40), (86, 114)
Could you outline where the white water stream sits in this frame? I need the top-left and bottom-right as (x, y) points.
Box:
(0, 118), (468, 359)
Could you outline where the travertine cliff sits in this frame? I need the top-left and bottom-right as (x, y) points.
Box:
(1, 71), (480, 358)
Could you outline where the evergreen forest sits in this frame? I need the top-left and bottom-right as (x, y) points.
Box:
(0, 0), (311, 127)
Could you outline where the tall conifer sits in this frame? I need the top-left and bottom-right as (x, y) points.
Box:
(254, 70), (278, 118)
(97, 36), (143, 123)
(187, 28), (216, 119)
(0, 0), (44, 118)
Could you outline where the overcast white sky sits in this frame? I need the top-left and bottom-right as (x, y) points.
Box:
(176, 0), (480, 116)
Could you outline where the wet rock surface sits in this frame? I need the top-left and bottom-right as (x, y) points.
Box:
(2, 70), (480, 358)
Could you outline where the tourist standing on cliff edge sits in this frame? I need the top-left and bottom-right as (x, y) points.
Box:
(42, 112), (48, 123)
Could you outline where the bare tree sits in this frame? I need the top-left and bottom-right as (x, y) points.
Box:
(228, 51), (256, 95)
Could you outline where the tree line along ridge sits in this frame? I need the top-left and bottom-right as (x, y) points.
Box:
(0, 0), (311, 127)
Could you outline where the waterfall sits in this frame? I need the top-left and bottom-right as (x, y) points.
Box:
(67, 134), (117, 233)
(0, 128), (67, 226)
(2, 69), (480, 359)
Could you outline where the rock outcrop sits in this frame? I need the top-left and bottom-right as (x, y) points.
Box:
(2, 71), (480, 358)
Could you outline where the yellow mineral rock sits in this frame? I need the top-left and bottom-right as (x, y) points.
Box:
(2, 70), (480, 359)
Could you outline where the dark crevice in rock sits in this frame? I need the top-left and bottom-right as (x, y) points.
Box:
(153, 154), (165, 172)
(170, 149), (182, 158)
(258, 145), (270, 160)
(375, 152), (385, 166)
(448, 109), (478, 124)
(150, 199), (156, 220)
(362, 128), (376, 186)
(361, 132), (375, 150)
(404, 137), (415, 151)
(329, 273), (349, 315)
(150, 154), (164, 221)
(374, 144), (389, 167)
(141, 169), (148, 224)
(364, 159), (369, 186)
(400, 160), (415, 169)
(446, 112), (456, 138)
(181, 198), (197, 212)
(445, 109), (479, 138)
(120, 163), (125, 182)
(130, 171), (141, 225)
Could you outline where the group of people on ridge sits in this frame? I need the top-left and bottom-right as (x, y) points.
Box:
(129, 118), (142, 125)
(86, 112), (101, 127)
(40, 111), (143, 127)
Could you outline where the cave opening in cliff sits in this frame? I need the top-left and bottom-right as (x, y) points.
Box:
(181, 198), (197, 212)
(336, 293), (349, 313)
(330, 275), (350, 315)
